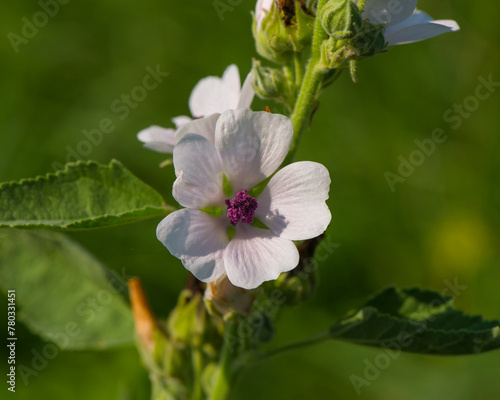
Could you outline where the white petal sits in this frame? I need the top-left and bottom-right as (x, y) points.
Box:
(363, 0), (417, 26)
(175, 113), (220, 144)
(188, 65), (241, 118)
(224, 224), (299, 289)
(385, 10), (433, 33)
(221, 64), (241, 88)
(385, 19), (460, 46)
(172, 115), (192, 128)
(215, 109), (293, 192)
(255, 161), (332, 240)
(137, 125), (176, 154)
(157, 209), (227, 282)
(237, 71), (256, 109)
(172, 134), (225, 209)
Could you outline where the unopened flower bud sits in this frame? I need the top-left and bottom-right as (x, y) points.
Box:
(128, 278), (167, 355)
(320, 36), (348, 69)
(253, 0), (316, 64)
(350, 21), (386, 57)
(319, 0), (362, 40)
(271, 237), (324, 307)
(252, 60), (292, 106)
(204, 273), (257, 316)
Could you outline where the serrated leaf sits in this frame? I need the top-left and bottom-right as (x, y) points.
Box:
(0, 229), (134, 350)
(329, 287), (500, 355)
(0, 159), (172, 230)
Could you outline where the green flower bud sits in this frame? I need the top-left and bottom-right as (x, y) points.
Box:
(350, 22), (386, 57)
(253, 0), (316, 64)
(168, 289), (223, 348)
(319, 19), (386, 73)
(252, 59), (293, 107)
(204, 274), (257, 317)
(272, 252), (318, 307)
(319, 0), (362, 40)
(320, 36), (350, 69)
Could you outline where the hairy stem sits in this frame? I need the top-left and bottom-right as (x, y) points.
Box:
(191, 348), (204, 400)
(287, 0), (330, 161)
(257, 330), (331, 361)
(208, 318), (239, 400)
(294, 52), (304, 91)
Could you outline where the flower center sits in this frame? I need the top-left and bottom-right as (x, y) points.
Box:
(225, 190), (258, 226)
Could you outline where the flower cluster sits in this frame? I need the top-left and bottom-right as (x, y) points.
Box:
(139, 0), (460, 293)
(255, 0), (459, 47)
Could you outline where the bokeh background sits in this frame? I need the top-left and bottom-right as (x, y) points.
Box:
(1, 0), (499, 399)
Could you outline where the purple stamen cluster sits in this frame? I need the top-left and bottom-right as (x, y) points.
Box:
(225, 190), (258, 226)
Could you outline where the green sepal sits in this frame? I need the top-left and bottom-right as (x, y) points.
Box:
(159, 157), (173, 168)
(227, 225), (235, 241)
(222, 174), (232, 197)
(318, 16), (386, 73)
(250, 218), (269, 230)
(349, 21), (386, 57)
(200, 207), (223, 217)
(248, 175), (272, 199)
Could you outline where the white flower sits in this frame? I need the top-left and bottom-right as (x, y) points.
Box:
(137, 64), (255, 154)
(362, 0), (459, 46)
(156, 109), (331, 289)
(255, 0), (274, 28)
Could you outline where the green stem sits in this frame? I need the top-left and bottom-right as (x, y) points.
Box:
(287, 0), (330, 161)
(294, 52), (304, 91)
(283, 63), (296, 113)
(191, 348), (204, 400)
(151, 377), (177, 400)
(257, 330), (331, 361)
(209, 318), (239, 400)
(283, 64), (294, 93)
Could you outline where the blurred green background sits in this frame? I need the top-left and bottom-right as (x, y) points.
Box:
(1, 0), (499, 399)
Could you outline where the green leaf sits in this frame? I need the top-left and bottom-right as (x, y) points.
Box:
(329, 287), (500, 355)
(0, 159), (173, 230)
(0, 229), (134, 350)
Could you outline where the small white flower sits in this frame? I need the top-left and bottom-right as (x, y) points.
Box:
(157, 109), (331, 289)
(362, 0), (459, 46)
(137, 65), (255, 154)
